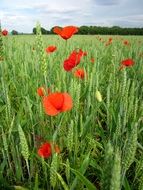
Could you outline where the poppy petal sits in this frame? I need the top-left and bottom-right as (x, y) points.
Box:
(61, 26), (78, 40)
(47, 93), (64, 110)
(43, 96), (60, 116)
(61, 93), (73, 112)
(38, 142), (52, 158)
(53, 27), (62, 35)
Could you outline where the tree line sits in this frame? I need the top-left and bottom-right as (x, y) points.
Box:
(32, 26), (143, 35)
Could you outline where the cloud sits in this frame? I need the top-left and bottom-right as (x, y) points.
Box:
(0, 0), (143, 32)
(93, 0), (121, 5)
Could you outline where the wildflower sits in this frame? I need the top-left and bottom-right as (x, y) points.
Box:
(2, 29), (8, 36)
(38, 142), (60, 158)
(74, 68), (86, 79)
(90, 58), (95, 63)
(37, 87), (45, 97)
(38, 142), (52, 158)
(37, 87), (51, 97)
(43, 92), (72, 116)
(119, 58), (134, 70)
(53, 26), (78, 40)
(45, 46), (57, 53)
(123, 40), (130, 46)
(63, 49), (86, 71)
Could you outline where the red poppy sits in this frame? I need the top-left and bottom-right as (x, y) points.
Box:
(63, 49), (86, 71)
(54, 144), (60, 154)
(119, 58), (134, 70)
(53, 26), (78, 40)
(37, 87), (51, 97)
(38, 142), (60, 158)
(105, 41), (112, 46)
(38, 142), (52, 158)
(83, 51), (87, 56)
(45, 46), (57, 53)
(74, 68), (86, 79)
(64, 58), (76, 71)
(90, 58), (95, 63)
(123, 40), (130, 46)
(37, 87), (45, 97)
(42, 92), (73, 116)
(109, 37), (112, 43)
(2, 29), (8, 36)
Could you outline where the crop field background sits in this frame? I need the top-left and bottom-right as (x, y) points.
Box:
(0, 31), (143, 190)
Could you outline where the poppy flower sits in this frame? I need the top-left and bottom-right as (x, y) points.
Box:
(74, 68), (86, 79)
(64, 58), (76, 71)
(2, 29), (8, 36)
(37, 87), (45, 97)
(53, 26), (78, 40)
(45, 46), (57, 53)
(63, 49), (86, 71)
(37, 87), (51, 97)
(90, 58), (95, 63)
(105, 39), (112, 46)
(42, 92), (72, 116)
(123, 40), (130, 46)
(108, 37), (112, 43)
(119, 58), (134, 70)
(38, 142), (60, 158)
(38, 142), (52, 158)
(83, 51), (87, 56)
(54, 144), (60, 154)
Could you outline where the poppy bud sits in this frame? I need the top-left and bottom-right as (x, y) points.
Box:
(95, 90), (102, 102)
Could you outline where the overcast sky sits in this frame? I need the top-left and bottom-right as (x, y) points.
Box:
(0, 0), (143, 33)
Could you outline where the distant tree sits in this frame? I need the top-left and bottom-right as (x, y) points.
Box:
(32, 25), (143, 36)
(78, 26), (89, 34)
(41, 27), (48, 34)
(33, 27), (36, 34)
(11, 30), (18, 35)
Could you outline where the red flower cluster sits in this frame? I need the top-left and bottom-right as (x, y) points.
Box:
(38, 142), (60, 158)
(53, 26), (78, 40)
(63, 49), (86, 71)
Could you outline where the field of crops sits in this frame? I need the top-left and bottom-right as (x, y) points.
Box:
(0, 29), (143, 190)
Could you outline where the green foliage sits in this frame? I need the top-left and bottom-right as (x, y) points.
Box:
(0, 34), (143, 189)
(0, 22), (4, 60)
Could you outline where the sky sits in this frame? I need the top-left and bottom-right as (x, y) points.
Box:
(0, 0), (143, 33)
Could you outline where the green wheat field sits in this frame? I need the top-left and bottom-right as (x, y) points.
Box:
(0, 32), (143, 190)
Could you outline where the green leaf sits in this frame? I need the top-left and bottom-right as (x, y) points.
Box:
(123, 177), (132, 190)
(70, 168), (96, 190)
(56, 172), (69, 190)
